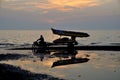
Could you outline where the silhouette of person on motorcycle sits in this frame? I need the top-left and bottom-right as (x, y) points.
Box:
(37, 35), (44, 43)
(37, 35), (46, 47)
(33, 35), (46, 47)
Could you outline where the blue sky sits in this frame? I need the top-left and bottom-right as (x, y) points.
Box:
(0, 0), (120, 30)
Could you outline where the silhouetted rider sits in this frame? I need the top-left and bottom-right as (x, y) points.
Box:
(37, 35), (44, 44)
(37, 35), (47, 50)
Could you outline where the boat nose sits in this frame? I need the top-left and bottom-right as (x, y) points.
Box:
(88, 34), (90, 37)
(86, 33), (90, 37)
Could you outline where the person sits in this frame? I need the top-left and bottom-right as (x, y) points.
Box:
(37, 35), (44, 43)
(37, 35), (47, 50)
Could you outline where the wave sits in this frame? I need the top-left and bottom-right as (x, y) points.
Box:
(0, 43), (32, 48)
(110, 43), (120, 46)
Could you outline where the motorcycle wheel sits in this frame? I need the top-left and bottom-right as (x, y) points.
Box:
(32, 43), (39, 53)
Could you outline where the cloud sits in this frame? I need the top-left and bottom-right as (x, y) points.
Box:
(1, 0), (101, 12)
(4, 0), (16, 1)
(36, 0), (101, 11)
(47, 19), (55, 23)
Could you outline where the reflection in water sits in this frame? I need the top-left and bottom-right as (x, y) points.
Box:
(33, 49), (50, 61)
(52, 57), (89, 68)
(1, 50), (120, 80)
(32, 48), (90, 68)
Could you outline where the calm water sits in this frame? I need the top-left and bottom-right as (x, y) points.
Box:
(0, 30), (120, 80)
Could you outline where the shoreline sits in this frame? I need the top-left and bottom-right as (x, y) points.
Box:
(9, 45), (120, 51)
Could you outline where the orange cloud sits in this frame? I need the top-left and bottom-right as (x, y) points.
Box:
(47, 19), (55, 23)
(2, 0), (101, 12)
(4, 0), (17, 1)
(36, 0), (100, 11)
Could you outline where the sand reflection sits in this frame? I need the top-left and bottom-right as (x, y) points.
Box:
(0, 49), (120, 80)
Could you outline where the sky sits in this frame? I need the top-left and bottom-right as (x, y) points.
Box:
(0, 0), (120, 30)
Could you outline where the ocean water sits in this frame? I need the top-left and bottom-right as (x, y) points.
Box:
(0, 30), (120, 45)
(0, 30), (120, 80)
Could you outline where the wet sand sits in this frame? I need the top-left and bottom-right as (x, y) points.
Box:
(0, 53), (65, 80)
(0, 43), (120, 80)
(0, 47), (120, 80)
(0, 63), (64, 80)
(0, 54), (28, 61)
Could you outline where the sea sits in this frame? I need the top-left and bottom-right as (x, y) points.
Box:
(0, 30), (120, 80)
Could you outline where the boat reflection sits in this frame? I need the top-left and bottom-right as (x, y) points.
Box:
(32, 49), (89, 68)
(51, 50), (89, 68)
(52, 57), (89, 68)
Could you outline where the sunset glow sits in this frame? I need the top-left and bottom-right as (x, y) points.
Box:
(36, 0), (100, 11)
(0, 0), (120, 30)
(1, 0), (114, 12)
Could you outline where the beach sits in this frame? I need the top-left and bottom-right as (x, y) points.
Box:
(0, 30), (120, 80)
(0, 0), (120, 79)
